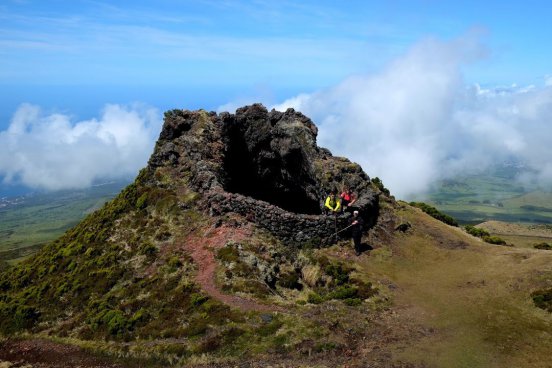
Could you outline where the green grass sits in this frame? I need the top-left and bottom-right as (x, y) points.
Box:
(0, 182), (127, 261)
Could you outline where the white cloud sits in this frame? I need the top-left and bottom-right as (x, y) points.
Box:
(270, 36), (475, 198)
(263, 36), (552, 199)
(0, 103), (161, 191)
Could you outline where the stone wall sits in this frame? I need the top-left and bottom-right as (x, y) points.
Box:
(205, 190), (377, 246)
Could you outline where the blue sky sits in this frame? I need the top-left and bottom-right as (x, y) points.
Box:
(1, 0), (552, 197)
(2, 1), (551, 115)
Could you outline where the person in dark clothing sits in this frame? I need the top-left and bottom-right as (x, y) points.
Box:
(350, 210), (364, 256)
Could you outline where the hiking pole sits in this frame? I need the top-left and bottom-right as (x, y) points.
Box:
(323, 223), (355, 243)
(332, 223), (354, 237)
(334, 213), (338, 242)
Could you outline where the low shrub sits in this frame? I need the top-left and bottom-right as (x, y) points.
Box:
(256, 318), (283, 337)
(233, 280), (270, 298)
(0, 303), (40, 333)
(326, 285), (358, 300)
(464, 225), (490, 238)
(464, 226), (507, 245)
(410, 202), (458, 227)
(156, 343), (190, 357)
(301, 237), (321, 249)
(135, 193), (148, 210)
(277, 271), (302, 290)
(232, 262), (254, 277)
(167, 256), (183, 270)
(139, 242), (157, 256)
(216, 246), (240, 264)
(194, 334), (223, 354)
(323, 262), (351, 286)
(183, 317), (208, 337)
(482, 235), (507, 245)
(371, 177), (390, 196)
(314, 341), (339, 352)
(343, 298), (362, 306)
(102, 310), (128, 336)
(221, 326), (245, 344)
(532, 289), (552, 312)
(352, 280), (377, 299)
(307, 292), (323, 304)
(300, 258), (376, 306)
(190, 293), (209, 307)
(130, 308), (149, 327)
(534, 242), (552, 250)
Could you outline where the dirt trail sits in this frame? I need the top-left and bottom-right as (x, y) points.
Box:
(182, 223), (282, 312)
(0, 338), (124, 368)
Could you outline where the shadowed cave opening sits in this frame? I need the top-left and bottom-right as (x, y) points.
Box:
(222, 129), (322, 215)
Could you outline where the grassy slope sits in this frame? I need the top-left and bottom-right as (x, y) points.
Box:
(0, 182), (126, 262)
(0, 172), (382, 366)
(1, 183), (552, 367)
(350, 204), (552, 368)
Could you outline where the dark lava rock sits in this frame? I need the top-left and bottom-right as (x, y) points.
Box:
(395, 222), (412, 232)
(147, 103), (380, 246)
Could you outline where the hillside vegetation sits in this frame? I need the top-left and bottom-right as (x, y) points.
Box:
(1, 106), (551, 367)
(2, 195), (552, 367)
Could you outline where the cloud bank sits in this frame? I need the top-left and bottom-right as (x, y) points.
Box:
(0, 104), (161, 191)
(269, 36), (552, 199)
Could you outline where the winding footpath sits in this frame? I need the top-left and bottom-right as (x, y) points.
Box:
(181, 223), (283, 313)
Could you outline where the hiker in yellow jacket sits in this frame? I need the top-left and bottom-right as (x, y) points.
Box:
(324, 189), (341, 214)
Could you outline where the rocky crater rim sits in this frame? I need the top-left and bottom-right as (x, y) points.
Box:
(147, 103), (380, 244)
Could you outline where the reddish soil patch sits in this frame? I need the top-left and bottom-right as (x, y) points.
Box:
(0, 338), (124, 368)
(182, 223), (281, 312)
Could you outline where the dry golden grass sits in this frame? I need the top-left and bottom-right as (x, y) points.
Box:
(477, 220), (552, 237)
(343, 206), (552, 368)
(477, 220), (552, 249)
(301, 264), (321, 288)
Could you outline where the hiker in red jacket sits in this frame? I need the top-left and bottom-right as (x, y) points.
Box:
(340, 187), (357, 212)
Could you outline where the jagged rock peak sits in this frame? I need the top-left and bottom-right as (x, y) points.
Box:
(146, 103), (379, 244)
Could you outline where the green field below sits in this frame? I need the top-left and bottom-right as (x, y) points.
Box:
(0, 181), (127, 262)
(409, 167), (552, 225)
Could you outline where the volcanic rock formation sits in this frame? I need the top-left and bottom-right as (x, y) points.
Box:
(147, 103), (379, 244)
(0, 103), (387, 354)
